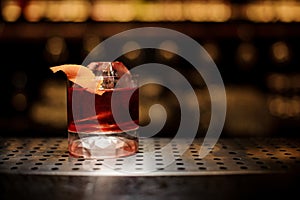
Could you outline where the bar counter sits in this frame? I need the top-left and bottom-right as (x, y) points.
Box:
(1, 137), (299, 199)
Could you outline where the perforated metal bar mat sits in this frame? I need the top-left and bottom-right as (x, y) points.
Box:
(0, 137), (299, 176)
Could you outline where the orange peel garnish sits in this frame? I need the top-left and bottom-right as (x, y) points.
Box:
(50, 64), (103, 94)
(112, 61), (130, 77)
(50, 62), (131, 96)
(50, 64), (95, 82)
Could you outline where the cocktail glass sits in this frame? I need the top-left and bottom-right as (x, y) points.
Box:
(66, 62), (139, 158)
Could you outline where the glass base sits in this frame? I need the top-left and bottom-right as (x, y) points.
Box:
(68, 130), (138, 159)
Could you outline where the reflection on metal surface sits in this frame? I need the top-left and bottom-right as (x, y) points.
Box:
(0, 137), (299, 176)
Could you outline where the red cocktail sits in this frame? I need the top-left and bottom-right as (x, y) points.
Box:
(68, 87), (139, 134)
(51, 62), (139, 159)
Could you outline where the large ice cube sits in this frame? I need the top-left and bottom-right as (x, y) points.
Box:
(87, 62), (116, 89)
(87, 62), (116, 77)
(87, 61), (135, 89)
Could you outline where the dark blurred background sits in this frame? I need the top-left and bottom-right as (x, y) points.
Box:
(1, 0), (300, 138)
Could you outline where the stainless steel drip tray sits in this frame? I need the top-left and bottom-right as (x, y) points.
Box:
(1, 137), (300, 200)
(0, 137), (300, 176)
